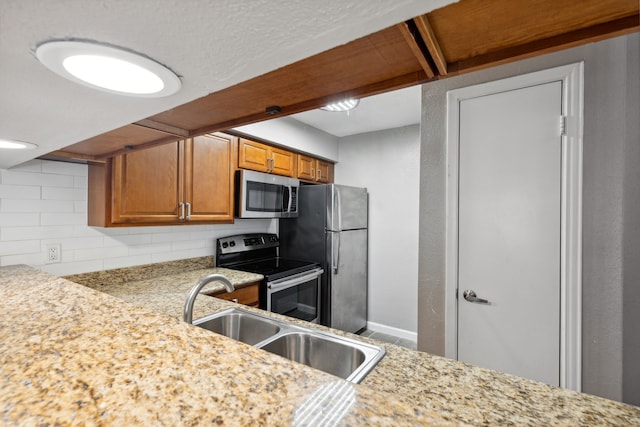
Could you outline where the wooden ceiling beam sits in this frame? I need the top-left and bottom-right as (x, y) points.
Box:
(133, 119), (189, 138)
(93, 135), (185, 161)
(448, 14), (639, 75)
(38, 150), (104, 164)
(396, 22), (436, 79)
(413, 15), (448, 76)
(188, 70), (431, 137)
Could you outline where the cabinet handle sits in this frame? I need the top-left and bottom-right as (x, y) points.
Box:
(185, 202), (191, 220)
(317, 169), (322, 181)
(267, 158), (274, 172)
(232, 298), (238, 303)
(311, 167), (315, 179)
(178, 202), (185, 220)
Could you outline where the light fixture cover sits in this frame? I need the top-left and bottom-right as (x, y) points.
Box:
(36, 40), (181, 97)
(321, 98), (359, 112)
(0, 139), (38, 150)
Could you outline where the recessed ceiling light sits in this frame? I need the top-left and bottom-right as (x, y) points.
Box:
(0, 139), (38, 150)
(321, 98), (359, 112)
(35, 40), (181, 97)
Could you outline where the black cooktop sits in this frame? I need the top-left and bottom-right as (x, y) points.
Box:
(226, 257), (319, 281)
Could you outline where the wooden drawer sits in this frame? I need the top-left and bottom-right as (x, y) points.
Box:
(205, 282), (259, 307)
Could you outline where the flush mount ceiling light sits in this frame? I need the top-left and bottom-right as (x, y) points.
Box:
(320, 98), (360, 112)
(0, 138), (38, 150)
(35, 40), (181, 97)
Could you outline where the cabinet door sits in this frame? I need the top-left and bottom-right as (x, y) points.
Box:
(185, 134), (234, 222)
(270, 146), (295, 177)
(238, 138), (269, 172)
(315, 159), (333, 183)
(112, 141), (183, 224)
(297, 154), (315, 181)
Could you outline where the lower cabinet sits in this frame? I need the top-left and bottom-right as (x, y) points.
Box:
(204, 282), (259, 308)
(88, 133), (236, 226)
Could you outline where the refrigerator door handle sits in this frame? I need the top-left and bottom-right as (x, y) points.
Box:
(335, 186), (343, 232)
(332, 232), (340, 274)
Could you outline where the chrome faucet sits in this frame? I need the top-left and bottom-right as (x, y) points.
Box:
(183, 274), (234, 324)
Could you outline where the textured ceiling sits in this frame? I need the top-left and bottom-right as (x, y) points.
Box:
(0, 0), (453, 169)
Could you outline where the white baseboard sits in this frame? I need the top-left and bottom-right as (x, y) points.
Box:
(366, 321), (417, 342)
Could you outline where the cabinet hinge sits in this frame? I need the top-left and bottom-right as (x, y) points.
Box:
(560, 115), (567, 136)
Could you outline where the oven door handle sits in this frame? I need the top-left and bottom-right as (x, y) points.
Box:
(267, 268), (324, 292)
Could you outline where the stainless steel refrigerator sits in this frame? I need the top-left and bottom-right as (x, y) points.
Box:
(279, 184), (368, 333)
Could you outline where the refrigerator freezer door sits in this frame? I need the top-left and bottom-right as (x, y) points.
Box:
(328, 185), (368, 231)
(328, 228), (368, 333)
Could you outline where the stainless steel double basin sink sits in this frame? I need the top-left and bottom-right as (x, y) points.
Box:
(193, 308), (385, 383)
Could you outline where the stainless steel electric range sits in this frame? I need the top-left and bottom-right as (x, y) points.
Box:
(216, 233), (323, 323)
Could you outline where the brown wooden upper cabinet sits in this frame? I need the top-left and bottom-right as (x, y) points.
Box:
(88, 133), (235, 226)
(297, 154), (334, 184)
(237, 138), (295, 177)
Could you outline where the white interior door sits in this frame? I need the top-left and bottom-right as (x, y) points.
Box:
(457, 81), (562, 385)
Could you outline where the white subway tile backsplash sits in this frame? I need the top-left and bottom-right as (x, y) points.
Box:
(74, 201), (87, 213)
(104, 234), (153, 247)
(0, 199), (73, 213)
(128, 243), (172, 256)
(2, 171), (74, 187)
(41, 212), (87, 226)
(73, 246), (127, 262)
(1, 225), (74, 241)
(1, 252), (46, 267)
(74, 176), (88, 188)
(42, 187), (86, 201)
(171, 239), (205, 251)
(0, 213), (40, 227)
(0, 159), (271, 276)
(0, 184), (41, 199)
(0, 239), (40, 256)
(151, 232), (193, 243)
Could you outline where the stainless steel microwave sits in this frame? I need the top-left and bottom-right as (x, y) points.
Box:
(235, 170), (299, 218)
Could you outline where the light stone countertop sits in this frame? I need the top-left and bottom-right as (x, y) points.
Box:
(1, 262), (457, 426)
(2, 258), (640, 425)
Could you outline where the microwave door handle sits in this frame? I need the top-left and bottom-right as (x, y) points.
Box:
(287, 185), (293, 213)
(282, 185), (290, 212)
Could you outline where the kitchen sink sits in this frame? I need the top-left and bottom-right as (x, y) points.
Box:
(193, 309), (281, 346)
(192, 307), (385, 383)
(260, 331), (378, 382)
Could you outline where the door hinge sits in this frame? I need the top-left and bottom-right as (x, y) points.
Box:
(559, 115), (567, 136)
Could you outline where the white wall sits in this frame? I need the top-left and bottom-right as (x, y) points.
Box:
(336, 124), (420, 339)
(0, 159), (275, 276)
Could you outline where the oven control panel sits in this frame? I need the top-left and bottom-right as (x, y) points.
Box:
(217, 233), (279, 255)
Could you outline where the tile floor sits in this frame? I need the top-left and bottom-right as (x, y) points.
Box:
(359, 329), (417, 351)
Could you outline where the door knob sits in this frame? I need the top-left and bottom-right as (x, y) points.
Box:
(463, 290), (489, 304)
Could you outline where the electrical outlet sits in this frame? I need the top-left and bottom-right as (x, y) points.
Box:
(46, 244), (61, 264)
